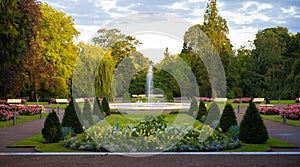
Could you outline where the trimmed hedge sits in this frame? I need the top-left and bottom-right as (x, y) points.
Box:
(42, 111), (62, 143)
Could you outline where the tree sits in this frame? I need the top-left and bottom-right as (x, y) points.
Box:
(219, 103), (237, 133)
(82, 99), (93, 127)
(39, 3), (79, 97)
(42, 111), (62, 143)
(239, 101), (268, 144)
(92, 28), (141, 66)
(196, 100), (207, 122)
(189, 97), (198, 117)
(62, 99), (83, 133)
(102, 97), (110, 116)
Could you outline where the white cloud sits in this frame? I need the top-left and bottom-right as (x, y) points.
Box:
(281, 6), (297, 15)
(95, 0), (117, 12)
(222, 10), (270, 24)
(166, 2), (189, 10)
(240, 1), (272, 13)
(228, 26), (258, 48)
(188, 0), (206, 3)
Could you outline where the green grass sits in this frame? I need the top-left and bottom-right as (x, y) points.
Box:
(46, 104), (69, 109)
(224, 137), (297, 152)
(26, 102), (49, 105)
(0, 113), (48, 128)
(95, 113), (199, 128)
(260, 114), (300, 127)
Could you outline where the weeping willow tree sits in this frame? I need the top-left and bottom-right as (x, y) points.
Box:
(73, 44), (115, 99)
(95, 50), (115, 99)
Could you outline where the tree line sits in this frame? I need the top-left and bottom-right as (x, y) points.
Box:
(1, 0), (299, 101)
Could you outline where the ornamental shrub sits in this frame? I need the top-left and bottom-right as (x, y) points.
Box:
(189, 97), (198, 118)
(82, 99), (93, 127)
(219, 103), (237, 133)
(92, 98), (105, 122)
(102, 97), (110, 116)
(62, 99), (83, 133)
(196, 100), (207, 122)
(166, 92), (174, 102)
(42, 111), (62, 143)
(205, 102), (221, 128)
(239, 101), (268, 144)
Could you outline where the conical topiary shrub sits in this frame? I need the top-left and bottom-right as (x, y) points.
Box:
(62, 98), (83, 133)
(239, 101), (268, 144)
(82, 99), (93, 127)
(219, 103), (237, 133)
(196, 100), (207, 122)
(189, 97), (198, 118)
(42, 110), (62, 143)
(92, 98), (105, 122)
(102, 97), (110, 116)
(205, 102), (221, 128)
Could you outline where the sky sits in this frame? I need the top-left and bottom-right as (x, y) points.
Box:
(40, 0), (300, 51)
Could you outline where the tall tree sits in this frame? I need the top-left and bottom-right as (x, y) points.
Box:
(92, 29), (141, 66)
(39, 3), (79, 97)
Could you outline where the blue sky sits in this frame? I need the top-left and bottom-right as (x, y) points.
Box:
(40, 0), (300, 49)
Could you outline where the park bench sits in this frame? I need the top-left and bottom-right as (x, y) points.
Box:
(214, 98), (228, 103)
(7, 99), (22, 105)
(55, 99), (69, 104)
(252, 98), (265, 104)
(258, 104), (274, 108)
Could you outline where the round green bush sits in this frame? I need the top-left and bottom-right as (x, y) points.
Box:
(42, 111), (62, 143)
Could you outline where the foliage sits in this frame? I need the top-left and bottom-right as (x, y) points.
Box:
(166, 92), (174, 102)
(102, 97), (110, 116)
(92, 28), (141, 66)
(259, 107), (281, 115)
(82, 100), (93, 127)
(39, 3), (79, 98)
(205, 102), (221, 128)
(283, 104), (300, 120)
(239, 101), (268, 144)
(196, 100), (207, 122)
(92, 98), (105, 122)
(62, 99), (83, 133)
(42, 111), (62, 143)
(63, 115), (240, 152)
(0, 105), (42, 121)
(219, 103), (237, 133)
(189, 97), (198, 117)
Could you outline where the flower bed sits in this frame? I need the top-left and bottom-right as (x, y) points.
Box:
(259, 107), (281, 115)
(282, 104), (300, 120)
(0, 105), (42, 121)
(63, 116), (240, 152)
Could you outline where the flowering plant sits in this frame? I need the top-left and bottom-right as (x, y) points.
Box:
(282, 104), (300, 120)
(259, 107), (281, 115)
(0, 109), (14, 121)
(233, 98), (250, 103)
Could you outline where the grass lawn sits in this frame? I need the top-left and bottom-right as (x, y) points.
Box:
(260, 114), (300, 127)
(26, 102), (49, 105)
(46, 104), (69, 109)
(0, 113), (48, 128)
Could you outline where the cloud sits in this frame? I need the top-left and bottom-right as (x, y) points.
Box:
(164, 1), (189, 10)
(281, 6), (297, 15)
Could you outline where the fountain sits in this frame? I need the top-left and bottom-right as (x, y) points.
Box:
(145, 64), (154, 103)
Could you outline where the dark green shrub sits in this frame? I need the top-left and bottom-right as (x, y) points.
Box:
(239, 101), (268, 144)
(196, 100), (207, 122)
(205, 102), (221, 128)
(188, 97), (198, 118)
(42, 111), (62, 143)
(92, 98), (105, 122)
(62, 99), (83, 133)
(166, 92), (174, 102)
(102, 97), (110, 116)
(219, 103), (237, 133)
(82, 99), (93, 127)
